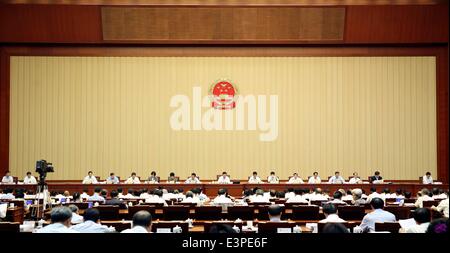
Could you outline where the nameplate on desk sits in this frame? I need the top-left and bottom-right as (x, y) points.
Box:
(277, 228), (292, 233)
(156, 228), (172, 233)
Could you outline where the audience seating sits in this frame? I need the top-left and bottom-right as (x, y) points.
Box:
(101, 221), (131, 232)
(337, 206), (365, 220)
(310, 200), (326, 206)
(63, 202), (89, 209)
(290, 206), (320, 220)
(257, 222), (296, 233)
(383, 206), (411, 220)
(152, 221), (189, 233)
(375, 222), (401, 233)
(127, 205), (159, 220)
(203, 221), (243, 233)
(163, 206), (190, 220)
(227, 206), (255, 220)
(194, 206), (222, 220)
(422, 200), (440, 207)
(284, 202), (308, 209)
(0, 222), (20, 232)
(255, 205), (270, 220)
(318, 222), (357, 233)
(96, 205), (120, 220)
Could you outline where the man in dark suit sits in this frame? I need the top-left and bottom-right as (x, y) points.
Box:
(105, 190), (127, 209)
(369, 171), (383, 183)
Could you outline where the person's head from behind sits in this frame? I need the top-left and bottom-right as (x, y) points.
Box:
(333, 191), (343, 200)
(383, 188), (390, 194)
(322, 203), (337, 217)
(186, 191), (194, 198)
(421, 188), (431, 197)
(110, 190), (118, 198)
(404, 191), (412, 199)
(352, 189), (362, 200)
(270, 189), (276, 198)
(84, 208), (101, 223)
(101, 189), (108, 197)
(218, 188), (227, 196)
(132, 211), (152, 232)
(413, 208), (431, 225)
(370, 197), (384, 210)
(209, 224), (236, 233)
(315, 188), (323, 194)
(294, 188), (303, 196)
(322, 223), (349, 233)
(50, 206), (72, 227)
(255, 189), (264, 196)
(268, 205), (283, 219)
(154, 189), (163, 197)
(432, 188), (440, 196)
(426, 218), (449, 234)
(370, 187), (377, 193)
(68, 204), (79, 214)
(395, 189), (403, 196)
(73, 192), (80, 201)
(94, 187), (101, 194)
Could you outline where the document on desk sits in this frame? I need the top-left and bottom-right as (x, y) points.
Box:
(398, 218), (416, 229)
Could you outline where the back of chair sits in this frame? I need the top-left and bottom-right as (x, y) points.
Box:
(284, 202), (308, 209)
(310, 200), (326, 207)
(318, 222), (349, 233)
(423, 200), (440, 208)
(128, 205), (158, 220)
(163, 206), (190, 220)
(96, 205), (120, 220)
(255, 205), (270, 220)
(337, 206), (365, 220)
(101, 221), (131, 232)
(383, 206), (411, 220)
(291, 205), (320, 220)
(0, 222), (20, 232)
(257, 222), (296, 233)
(203, 221), (243, 233)
(194, 206), (222, 220)
(152, 221), (189, 233)
(375, 222), (401, 233)
(403, 198), (416, 204)
(64, 202), (89, 210)
(227, 206), (255, 220)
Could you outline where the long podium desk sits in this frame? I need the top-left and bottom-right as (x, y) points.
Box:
(1, 182), (448, 197)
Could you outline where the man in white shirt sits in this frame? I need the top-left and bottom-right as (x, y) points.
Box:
(400, 208), (431, 233)
(414, 188), (434, 208)
(328, 191), (347, 205)
(349, 172), (363, 184)
(145, 189), (168, 206)
(35, 207), (79, 233)
(69, 204), (84, 224)
(359, 198), (396, 232)
(0, 188), (15, 199)
(185, 172), (201, 184)
(87, 187), (106, 203)
(319, 203), (346, 223)
(248, 171), (262, 184)
(286, 189), (308, 203)
(23, 172), (37, 184)
(217, 171), (231, 184)
(288, 173), (304, 184)
(106, 172), (119, 184)
(1, 171), (14, 184)
(80, 189), (90, 200)
(181, 191), (197, 203)
(213, 189), (234, 205)
(82, 171), (98, 184)
(71, 208), (115, 233)
(328, 171), (345, 184)
(125, 172), (141, 184)
(309, 188), (329, 201)
(422, 172), (433, 184)
(121, 211), (152, 233)
(268, 205), (284, 222)
(432, 195), (449, 218)
(267, 171), (279, 184)
(250, 189), (270, 203)
(366, 187), (382, 204)
(308, 172), (321, 184)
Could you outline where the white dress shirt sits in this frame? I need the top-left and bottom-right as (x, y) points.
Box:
(360, 209), (396, 232)
(106, 176), (119, 184)
(125, 177), (141, 184)
(405, 222), (430, 233)
(217, 176), (231, 184)
(87, 193), (105, 203)
(82, 176), (98, 184)
(422, 175), (433, 184)
(288, 177), (304, 184)
(435, 198), (449, 218)
(71, 220), (115, 233)
(23, 176), (37, 184)
(267, 175), (279, 184)
(319, 214), (346, 223)
(71, 212), (84, 224)
(366, 192), (382, 204)
(349, 177), (362, 184)
(213, 195), (233, 205)
(248, 176), (262, 184)
(328, 176), (345, 184)
(80, 192), (90, 199)
(286, 195), (308, 203)
(249, 195), (270, 203)
(414, 195), (434, 208)
(35, 223), (79, 233)
(308, 176), (321, 184)
(0, 193), (15, 199)
(1, 176), (14, 184)
(121, 226), (149, 233)
(185, 177), (201, 184)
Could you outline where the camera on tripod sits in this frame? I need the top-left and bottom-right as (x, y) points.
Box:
(35, 159), (54, 184)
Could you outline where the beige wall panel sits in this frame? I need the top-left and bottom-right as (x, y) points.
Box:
(9, 56), (437, 181)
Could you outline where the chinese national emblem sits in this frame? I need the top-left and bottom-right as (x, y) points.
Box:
(210, 80), (238, 110)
